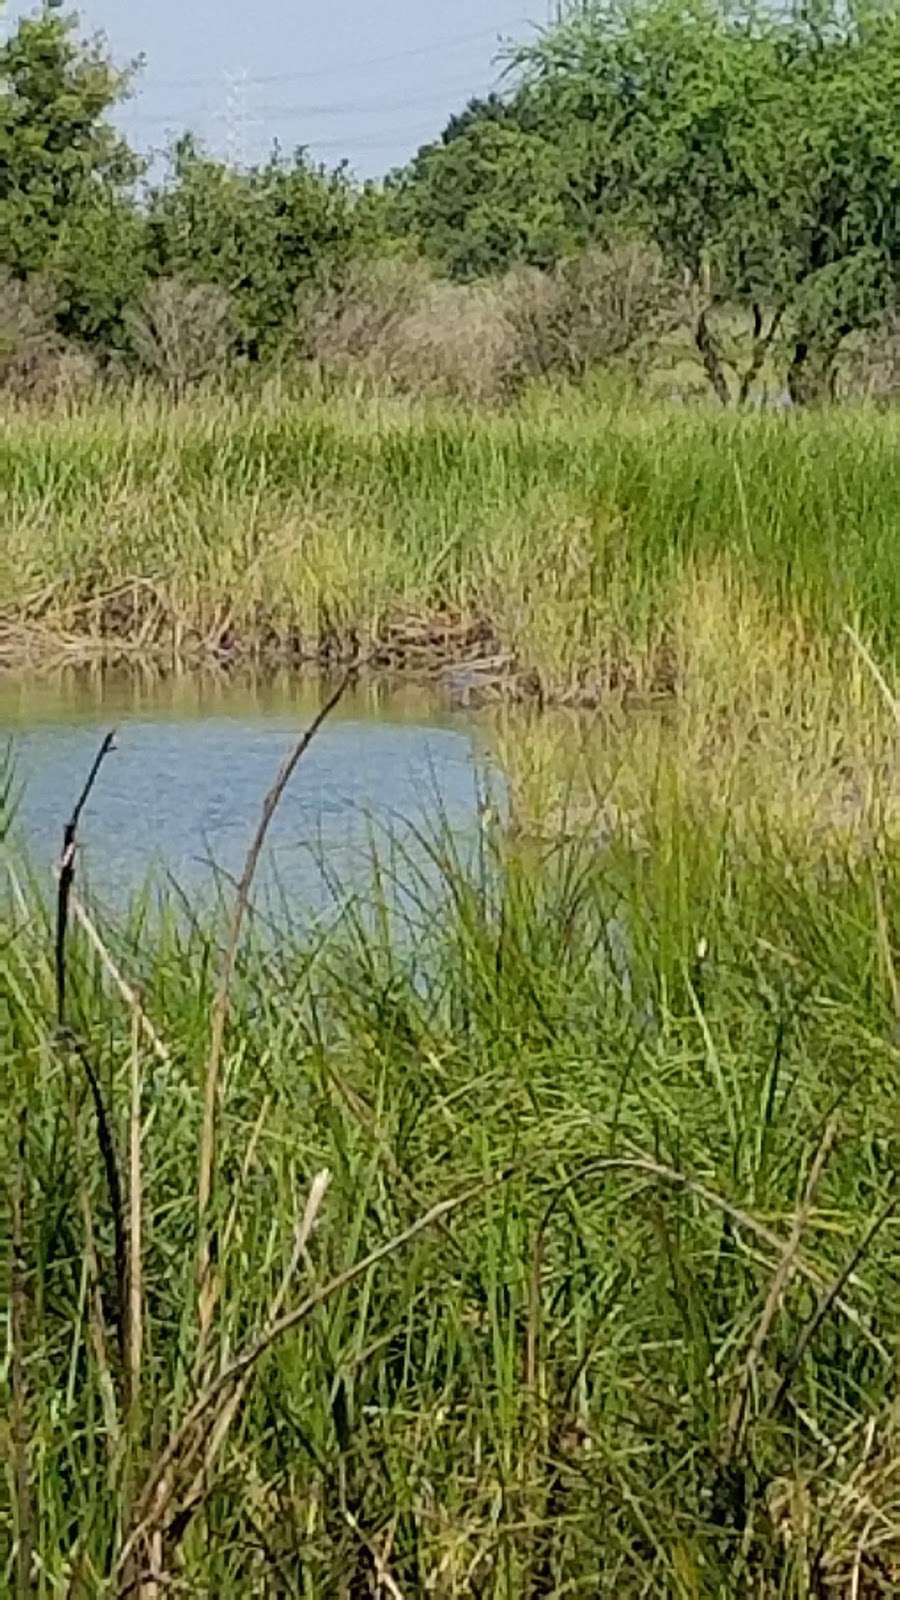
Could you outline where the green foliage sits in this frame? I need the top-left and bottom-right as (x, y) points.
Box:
(513, 0), (900, 399)
(147, 139), (394, 359)
(0, 6), (147, 347)
(390, 94), (582, 280)
(3, 804), (899, 1591)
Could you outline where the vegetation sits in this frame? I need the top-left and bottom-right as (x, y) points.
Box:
(4, 0), (900, 402)
(2, 679), (899, 1593)
(1, 385), (898, 851)
(0, 6), (147, 349)
(2, 5), (899, 1593)
(509, 0), (900, 404)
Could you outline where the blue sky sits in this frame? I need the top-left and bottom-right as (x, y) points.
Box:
(5, 1), (547, 178)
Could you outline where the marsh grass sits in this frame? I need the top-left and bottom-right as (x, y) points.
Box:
(2, 387), (900, 1593)
(2, 389), (899, 675)
(2, 740), (899, 1594)
(491, 570), (900, 848)
(4, 386), (899, 842)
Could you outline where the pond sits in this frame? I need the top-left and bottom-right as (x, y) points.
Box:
(0, 671), (497, 917)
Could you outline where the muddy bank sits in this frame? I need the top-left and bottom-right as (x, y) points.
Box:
(0, 589), (678, 708)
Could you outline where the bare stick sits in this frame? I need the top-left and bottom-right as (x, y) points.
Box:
(194, 674), (350, 1356)
(56, 730), (116, 1027)
(127, 1008), (144, 1419)
(66, 887), (170, 1065)
(55, 735), (128, 1368)
(72, 1093), (121, 1461)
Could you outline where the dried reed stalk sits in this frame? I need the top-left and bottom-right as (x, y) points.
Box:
(725, 1114), (838, 1459)
(194, 673), (351, 1361)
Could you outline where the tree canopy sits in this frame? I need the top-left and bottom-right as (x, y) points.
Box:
(397, 0), (900, 397)
(4, 0), (900, 399)
(515, 0), (900, 398)
(389, 94), (583, 281)
(1, 6), (147, 342)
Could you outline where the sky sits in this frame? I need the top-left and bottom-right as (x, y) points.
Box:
(5, 1), (549, 179)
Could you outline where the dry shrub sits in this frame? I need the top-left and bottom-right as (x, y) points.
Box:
(383, 281), (520, 401)
(300, 245), (685, 401)
(838, 314), (900, 400)
(0, 271), (96, 401)
(302, 257), (520, 401)
(501, 241), (687, 382)
(299, 255), (434, 366)
(127, 277), (235, 396)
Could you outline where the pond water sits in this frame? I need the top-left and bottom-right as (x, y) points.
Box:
(0, 672), (496, 917)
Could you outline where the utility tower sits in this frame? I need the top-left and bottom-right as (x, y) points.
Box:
(223, 68), (250, 169)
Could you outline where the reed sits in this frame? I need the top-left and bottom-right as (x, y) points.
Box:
(2, 741), (899, 1594)
(2, 383), (899, 1592)
(2, 388), (899, 682)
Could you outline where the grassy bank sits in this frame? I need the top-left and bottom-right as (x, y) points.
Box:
(3, 766), (900, 1595)
(2, 388), (899, 679)
(3, 386), (900, 844)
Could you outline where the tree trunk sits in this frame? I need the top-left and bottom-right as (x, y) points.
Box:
(787, 328), (849, 406)
(695, 309), (730, 406)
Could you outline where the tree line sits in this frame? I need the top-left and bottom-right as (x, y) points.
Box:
(3, 0), (900, 403)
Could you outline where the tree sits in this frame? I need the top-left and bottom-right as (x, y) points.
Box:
(391, 95), (583, 280)
(0, 4), (147, 347)
(513, 0), (900, 402)
(146, 139), (392, 359)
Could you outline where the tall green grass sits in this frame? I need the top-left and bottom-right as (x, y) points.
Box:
(2, 388), (899, 667)
(2, 386), (899, 1592)
(3, 785), (899, 1595)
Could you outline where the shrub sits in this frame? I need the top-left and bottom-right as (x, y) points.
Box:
(501, 242), (688, 383)
(147, 142), (393, 361)
(383, 280), (520, 401)
(299, 255), (434, 368)
(300, 258), (521, 401)
(0, 271), (96, 401)
(126, 277), (235, 396)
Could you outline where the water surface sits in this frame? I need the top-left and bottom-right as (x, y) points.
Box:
(1, 671), (493, 916)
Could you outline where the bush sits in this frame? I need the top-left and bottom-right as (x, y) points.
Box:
(147, 142), (393, 361)
(300, 258), (521, 401)
(384, 280), (520, 401)
(297, 245), (687, 402)
(501, 242), (688, 383)
(0, 272), (96, 401)
(126, 277), (235, 395)
(299, 255), (434, 368)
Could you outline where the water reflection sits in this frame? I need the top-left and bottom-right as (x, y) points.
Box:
(0, 670), (497, 914)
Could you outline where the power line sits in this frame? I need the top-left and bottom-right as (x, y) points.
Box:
(149, 24), (523, 92)
(127, 80), (502, 126)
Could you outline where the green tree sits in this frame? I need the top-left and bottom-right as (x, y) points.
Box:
(514, 0), (900, 402)
(391, 94), (582, 280)
(0, 4), (147, 347)
(147, 139), (392, 360)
